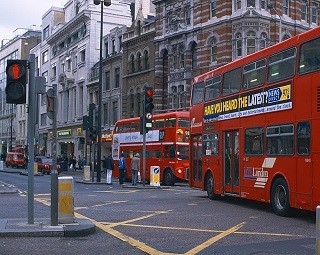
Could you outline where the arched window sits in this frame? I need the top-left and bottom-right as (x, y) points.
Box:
(191, 42), (197, 69)
(247, 31), (256, 55)
(143, 50), (149, 70)
(137, 52), (142, 71)
(260, 32), (267, 50)
(211, 37), (217, 63)
(236, 33), (242, 57)
(130, 55), (135, 73)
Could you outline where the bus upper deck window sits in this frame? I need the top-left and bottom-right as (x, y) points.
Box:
(191, 82), (205, 105)
(299, 37), (320, 74)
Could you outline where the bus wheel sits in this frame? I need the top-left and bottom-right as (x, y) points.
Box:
(163, 169), (175, 186)
(206, 173), (217, 200)
(271, 178), (290, 216)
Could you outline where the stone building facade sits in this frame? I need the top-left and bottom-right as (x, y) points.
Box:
(152, 0), (319, 112)
(121, 9), (156, 119)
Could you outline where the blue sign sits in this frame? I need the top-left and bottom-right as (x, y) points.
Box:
(154, 167), (160, 174)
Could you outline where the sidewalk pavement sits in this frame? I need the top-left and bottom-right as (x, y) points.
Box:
(0, 169), (95, 237)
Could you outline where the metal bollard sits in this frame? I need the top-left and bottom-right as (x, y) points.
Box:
(317, 206), (320, 255)
(58, 176), (75, 224)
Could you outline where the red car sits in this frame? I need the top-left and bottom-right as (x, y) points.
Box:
(35, 156), (61, 174)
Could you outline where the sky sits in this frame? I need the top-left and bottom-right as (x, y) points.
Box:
(0, 0), (67, 43)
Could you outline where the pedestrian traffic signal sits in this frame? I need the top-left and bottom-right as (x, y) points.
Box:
(5, 60), (28, 104)
(144, 87), (154, 133)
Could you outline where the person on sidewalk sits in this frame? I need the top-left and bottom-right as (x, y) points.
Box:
(130, 153), (140, 186)
(118, 153), (126, 186)
(105, 153), (114, 185)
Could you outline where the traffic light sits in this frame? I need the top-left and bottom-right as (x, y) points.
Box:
(144, 87), (154, 133)
(5, 60), (28, 104)
(89, 127), (97, 142)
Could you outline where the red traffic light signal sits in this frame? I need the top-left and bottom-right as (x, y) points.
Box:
(5, 60), (27, 104)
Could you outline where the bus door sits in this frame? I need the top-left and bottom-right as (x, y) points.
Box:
(190, 135), (202, 188)
(223, 131), (240, 195)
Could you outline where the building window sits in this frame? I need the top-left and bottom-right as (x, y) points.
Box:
(42, 50), (48, 63)
(105, 42), (109, 57)
(236, 32), (242, 57)
(311, 3), (318, 24)
(130, 55), (135, 73)
(211, 37), (217, 63)
(179, 45), (185, 68)
(137, 52), (142, 71)
(112, 39), (116, 54)
(52, 65), (57, 77)
(260, 32), (267, 50)
(43, 25), (49, 40)
(260, 0), (266, 9)
(112, 101), (118, 124)
(172, 86), (178, 109)
(80, 49), (86, 62)
(178, 85), (185, 109)
(247, 31), (256, 55)
(66, 59), (71, 71)
(301, 0), (307, 21)
(236, 0), (241, 10)
(191, 43), (197, 70)
(247, 0), (255, 7)
(40, 113), (47, 126)
(143, 50), (149, 70)
(282, 0), (289, 16)
(115, 67), (120, 88)
(42, 71), (48, 83)
(185, 5), (191, 25)
(118, 36), (122, 52)
(105, 71), (110, 90)
(211, 0), (217, 17)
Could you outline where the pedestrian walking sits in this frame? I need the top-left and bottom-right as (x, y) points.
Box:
(118, 153), (126, 185)
(105, 153), (114, 185)
(130, 153), (140, 186)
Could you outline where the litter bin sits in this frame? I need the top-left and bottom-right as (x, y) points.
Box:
(83, 166), (90, 181)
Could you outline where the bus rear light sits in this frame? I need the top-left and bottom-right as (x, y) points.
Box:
(177, 169), (182, 174)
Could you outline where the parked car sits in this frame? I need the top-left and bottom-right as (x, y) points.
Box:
(35, 156), (61, 174)
(5, 152), (26, 168)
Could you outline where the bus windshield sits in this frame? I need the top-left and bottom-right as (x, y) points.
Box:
(191, 82), (204, 105)
(178, 118), (190, 127)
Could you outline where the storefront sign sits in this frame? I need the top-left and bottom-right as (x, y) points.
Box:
(57, 129), (72, 137)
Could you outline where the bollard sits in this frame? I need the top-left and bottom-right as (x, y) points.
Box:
(33, 163), (38, 174)
(317, 206), (320, 255)
(58, 176), (75, 224)
(83, 165), (90, 181)
(150, 166), (160, 187)
(0, 160), (3, 171)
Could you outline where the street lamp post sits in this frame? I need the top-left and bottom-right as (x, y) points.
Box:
(267, 3), (282, 43)
(94, 0), (111, 182)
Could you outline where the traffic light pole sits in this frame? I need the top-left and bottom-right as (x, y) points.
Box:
(27, 54), (35, 224)
(142, 101), (146, 186)
(50, 84), (58, 226)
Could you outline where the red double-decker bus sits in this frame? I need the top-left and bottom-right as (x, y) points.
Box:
(189, 26), (320, 216)
(112, 111), (190, 185)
